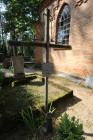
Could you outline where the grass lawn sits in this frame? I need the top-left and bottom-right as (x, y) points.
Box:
(0, 72), (75, 139)
(0, 77), (67, 120)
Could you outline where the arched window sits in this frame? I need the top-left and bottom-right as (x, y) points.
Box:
(57, 5), (71, 45)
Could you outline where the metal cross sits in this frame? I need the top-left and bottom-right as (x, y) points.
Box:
(9, 9), (72, 112)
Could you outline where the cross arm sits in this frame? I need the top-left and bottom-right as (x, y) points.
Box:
(8, 40), (72, 50)
(8, 40), (47, 47)
(49, 44), (72, 50)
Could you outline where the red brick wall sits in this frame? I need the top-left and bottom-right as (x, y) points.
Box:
(35, 22), (43, 66)
(35, 0), (93, 78)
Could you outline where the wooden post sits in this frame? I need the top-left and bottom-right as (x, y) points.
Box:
(45, 9), (50, 112)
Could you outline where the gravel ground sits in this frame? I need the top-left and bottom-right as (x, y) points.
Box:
(49, 75), (93, 140)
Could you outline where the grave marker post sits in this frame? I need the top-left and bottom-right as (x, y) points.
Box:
(8, 8), (72, 113)
(44, 9), (50, 112)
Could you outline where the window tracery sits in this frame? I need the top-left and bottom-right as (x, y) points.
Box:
(57, 5), (71, 45)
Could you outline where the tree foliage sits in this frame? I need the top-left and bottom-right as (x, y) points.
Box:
(2, 0), (43, 34)
(1, 0), (43, 57)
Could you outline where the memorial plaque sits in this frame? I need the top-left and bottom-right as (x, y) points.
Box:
(42, 62), (53, 77)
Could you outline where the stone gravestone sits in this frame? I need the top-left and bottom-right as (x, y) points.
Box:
(85, 75), (93, 88)
(12, 56), (25, 79)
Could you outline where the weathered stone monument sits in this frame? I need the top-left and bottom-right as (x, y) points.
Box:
(85, 75), (93, 88)
(12, 56), (25, 79)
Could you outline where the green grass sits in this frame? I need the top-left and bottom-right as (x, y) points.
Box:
(9, 66), (13, 73)
(0, 77), (72, 121)
(0, 64), (3, 69)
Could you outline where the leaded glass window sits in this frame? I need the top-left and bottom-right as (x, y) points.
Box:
(57, 5), (71, 45)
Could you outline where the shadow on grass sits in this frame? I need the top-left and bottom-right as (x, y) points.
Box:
(29, 81), (44, 86)
(0, 86), (35, 111)
(0, 85), (36, 134)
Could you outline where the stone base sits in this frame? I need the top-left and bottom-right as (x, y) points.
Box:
(14, 73), (25, 80)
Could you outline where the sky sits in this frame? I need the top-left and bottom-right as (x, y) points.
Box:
(0, 2), (6, 13)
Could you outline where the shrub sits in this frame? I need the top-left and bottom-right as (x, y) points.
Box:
(3, 76), (14, 87)
(0, 71), (5, 86)
(20, 107), (36, 133)
(56, 113), (85, 140)
(0, 71), (14, 87)
(9, 66), (13, 73)
(0, 64), (2, 69)
(20, 107), (41, 139)
(0, 86), (2, 92)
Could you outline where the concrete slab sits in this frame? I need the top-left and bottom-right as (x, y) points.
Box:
(57, 73), (83, 84)
(85, 75), (93, 88)
(24, 68), (33, 75)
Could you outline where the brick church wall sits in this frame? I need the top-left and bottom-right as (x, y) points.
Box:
(35, 22), (43, 66)
(35, 0), (93, 78)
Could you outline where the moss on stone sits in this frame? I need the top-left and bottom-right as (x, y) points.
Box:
(35, 79), (73, 109)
